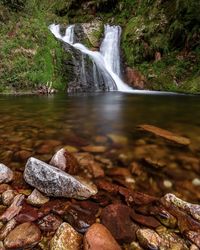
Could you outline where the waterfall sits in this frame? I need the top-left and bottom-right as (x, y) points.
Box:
(49, 24), (132, 92)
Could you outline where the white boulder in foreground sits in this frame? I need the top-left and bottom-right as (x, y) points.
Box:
(23, 157), (97, 200)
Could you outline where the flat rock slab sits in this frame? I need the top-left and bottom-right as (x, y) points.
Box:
(138, 124), (190, 146)
(0, 164), (13, 184)
(24, 157), (97, 200)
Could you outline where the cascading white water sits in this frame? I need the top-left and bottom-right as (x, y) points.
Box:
(49, 23), (133, 92)
(100, 25), (122, 76)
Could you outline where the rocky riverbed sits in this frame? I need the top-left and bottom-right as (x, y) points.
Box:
(0, 124), (200, 249)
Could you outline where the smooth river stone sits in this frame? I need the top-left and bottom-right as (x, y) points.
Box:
(4, 222), (41, 249)
(50, 222), (82, 250)
(84, 223), (121, 250)
(0, 164), (13, 184)
(24, 157), (97, 199)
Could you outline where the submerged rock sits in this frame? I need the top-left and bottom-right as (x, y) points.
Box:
(0, 194), (24, 222)
(50, 222), (82, 250)
(24, 157), (97, 199)
(161, 193), (200, 222)
(101, 204), (139, 243)
(82, 145), (107, 153)
(84, 223), (121, 250)
(139, 124), (190, 145)
(4, 222), (41, 249)
(1, 190), (15, 206)
(0, 164), (13, 184)
(27, 189), (49, 207)
(0, 219), (17, 241)
(50, 148), (79, 175)
(136, 228), (161, 250)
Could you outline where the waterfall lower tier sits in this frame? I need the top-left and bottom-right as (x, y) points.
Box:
(49, 23), (132, 93)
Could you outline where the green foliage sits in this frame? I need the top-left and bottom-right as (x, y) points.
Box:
(1, 0), (26, 11)
(0, 7), (67, 93)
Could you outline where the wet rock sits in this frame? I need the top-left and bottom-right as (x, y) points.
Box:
(143, 157), (166, 169)
(38, 213), (62, 233)
(130, 210), (161, 228)
(24, 157), (97, 199)
(0, 164), (13, 184)
(27, 189), (49, 207)
(161, 193), (200, 222)
(64, 145), (79, 153)
(4, 222), (41, 249)
(38, 200), (70, 218)
(37, 140), (61, 154)
(190, 245), (199, 250)
(84, 223), (121, 250)
(14, 150), (32, 161)
(15, 202), (39, 223)
(185, 231), (200, 248)
(192, 178), (200, 186)
(107, 134), (128, 145)
(0, 219), (17, 241)
(75, 153), (104, 178)
(125, 67), (146, 89)
(139, 124), (190, 146)
(1, 190), (15, 206)
(129, 241), (143, 250)
(64, 200), (99, 233)
(50, 222), (82, 250)
(0, 241), (5, 250)
(101, 204), (139, 243)
(0, 184), (12, 194)
(50, 148), (79, 175)
(156, 227), (189, 250)
(136, 228), (161, 250)
(163, 180), (173, 188)
(0, 194), (24, 222)
(94, 135), (108, 144)
(82, 145), (107, 153)
(149, 205), (177, 228)
(119, 187), (158, 206)
(81, 20), (102, 47)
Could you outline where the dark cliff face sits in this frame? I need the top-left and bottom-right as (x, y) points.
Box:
(61, 24), (116, 93)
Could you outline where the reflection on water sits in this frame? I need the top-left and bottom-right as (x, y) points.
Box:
(0, 92), (200, 201)
(0, 92), (199, 142)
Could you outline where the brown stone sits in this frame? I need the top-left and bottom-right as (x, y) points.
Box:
(125, 67), (146, 89)
(50, 148), (79, 175)
(27, 189), (49, 207)
(1, 190), (15, 206)
(15, 202), (39, 223)
(50, 222), (82, 250)
(84, 223), (121, 250)
(138, 124), (190, 146)
(101, 204), (139, 243)
(136, 228), (161, 250)
(0, 194), (24, 222)
(0, 219), (17, 241)
(82, 145), (107, 153)
(38, 213), (62, 233)
(4, 222), (41, 249)
(75, 153), (104, 178)
(64, 200), (99, 233)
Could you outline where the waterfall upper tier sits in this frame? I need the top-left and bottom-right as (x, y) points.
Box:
(49, 23), (133, 93)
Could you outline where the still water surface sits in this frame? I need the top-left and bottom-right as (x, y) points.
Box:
(0, 92), (200, 201)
